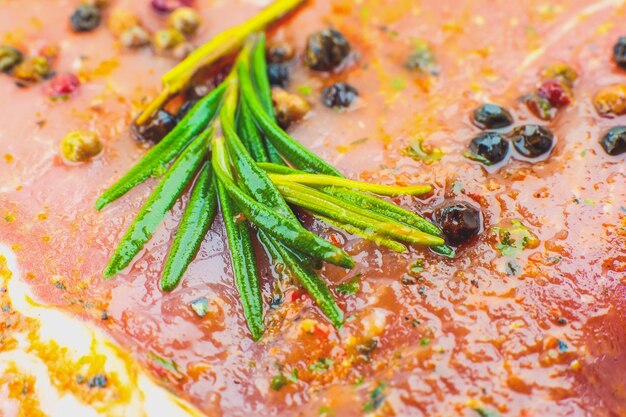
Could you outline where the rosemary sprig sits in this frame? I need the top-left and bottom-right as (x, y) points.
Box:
(103, 127), (213, 278)
(160, 162), (218, 292)
(99, 21), (449, 338)
(95, 83), (225, 210)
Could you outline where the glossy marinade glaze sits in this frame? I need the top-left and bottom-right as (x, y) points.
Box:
(0, 0), (624, 416)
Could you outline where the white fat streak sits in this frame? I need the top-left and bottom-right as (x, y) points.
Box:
(518, 0), (626, 75)
(0, 243), (205, 417)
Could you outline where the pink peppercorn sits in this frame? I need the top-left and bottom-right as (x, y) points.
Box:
(45, 73), (80, 98)
(150, 0), (193, 13)
(538, 80), (571, 108)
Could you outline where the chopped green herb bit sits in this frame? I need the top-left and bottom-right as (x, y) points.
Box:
(189, 296), (210, 317)
(149, 352), (183, 381)
(289, 368), (299, 382)
(270, 373), (288, 391)
(557, 339), (568, 352)
(419, 337), (431, 346)
(463, 150), (493, 165)
(318, 405), (335, 416)
(297, 85), (313, 96)
(410, 259), (424, 274)
(308, 357), (334, 373)
(363, 382), (387, 413)
(403, 138), (443, 164)
(354, 375), (365, 386)
(474, 407), (500, 417)
(492, 220), (539, 257)
(336, 275), (361, 296)
(391, 76), (406, 91)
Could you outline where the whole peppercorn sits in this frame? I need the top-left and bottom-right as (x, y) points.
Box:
(119, 26), (151, 49)
(131, 109), (177, 145)
(45, 74), (81, 98)
(0, 45), (24, 73)
(304, 29), (351, 72)
(537, 80), (571, 108)
(600, 126), (626, 156)
(13, 57), (53, 84)
(272, 88), (312, 129)
(510, 124), (555, 158)
(471, 103), (514, 129)
(321, 82), (359, 108)
(70, 5), (102, 32)
(267, 41), (295, 63)
(167, 7), (201, 36)
(151, 0), (193, 13)
(267, 63), (290, 87)
(434, 201), (482, 246)
(613, 36), (626, 70)
(593, 84), (626, 117)
(153, 28), (185, 52)
(468, 132), (510, 165)
(60, 130), (103, 163)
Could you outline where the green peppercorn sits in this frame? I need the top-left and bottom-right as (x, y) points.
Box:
(13, 57), (52, 83)
(167, 7), (201, 36)
(153, 28), (185, 52)
(0, 45), (24, 73)
(119, 26), (151, 49)
(60, 130), (103, 163)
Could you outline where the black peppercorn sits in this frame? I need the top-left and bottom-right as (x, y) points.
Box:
(321, 82), (359, 108)
(600, 126), (626, 156)
(304, 29), (351, 72)
(70, 5), (102, 33)
(267, 63), (290, 88)
(613, 36), (626, 70)
(510, 124), (554, 158)
(468, 132), (510, 165)
(131, 110), (177, 146)
(434, 201), (482, 246)
(472, 103), (514, 129)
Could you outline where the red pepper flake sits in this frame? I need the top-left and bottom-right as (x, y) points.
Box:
(313, 322), (331, 338)
(328, 232), (345, 246)
(45, 73), (80, 99)
(288, 288), (307, 302)
(538, 80), (571, 108)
